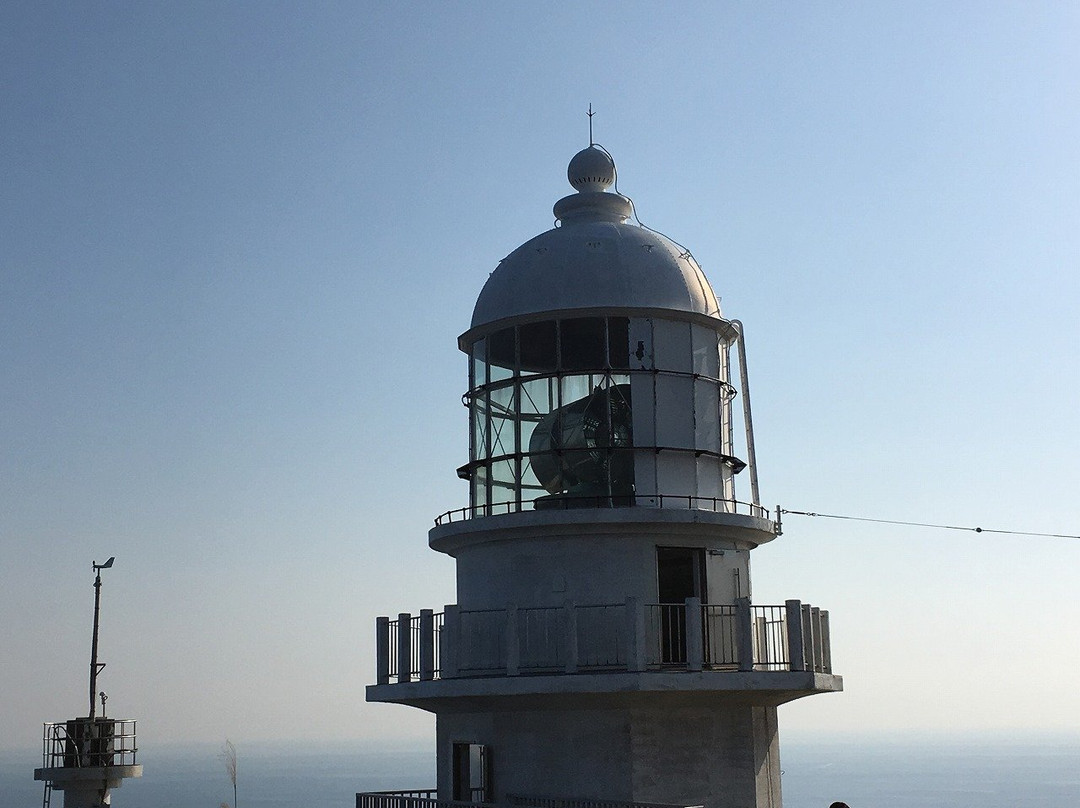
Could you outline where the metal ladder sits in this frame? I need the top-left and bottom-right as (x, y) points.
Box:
(41, 778), (53, 808)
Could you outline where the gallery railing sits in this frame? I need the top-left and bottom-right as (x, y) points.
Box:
(357, 790), (703, 808)
(375, 599), (831, 684)
(434, 495), (772, 526)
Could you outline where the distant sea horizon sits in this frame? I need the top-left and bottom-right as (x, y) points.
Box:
(3, 732), (1078, 808)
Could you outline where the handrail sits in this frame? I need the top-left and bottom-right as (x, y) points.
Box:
(40, 718), (138, 770)
(434, 495), (771, 526)
(377, 600), (832, 684)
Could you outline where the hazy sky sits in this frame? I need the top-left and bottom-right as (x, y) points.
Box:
(2, 2), (1078, 753)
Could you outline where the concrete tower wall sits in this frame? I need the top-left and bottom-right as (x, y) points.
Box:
(435, 695), (781, 808)
(448, 526), (753, 611)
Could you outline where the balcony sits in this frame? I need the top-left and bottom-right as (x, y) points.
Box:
(373, 598), (832, 686)
(434, 495), (773, 527)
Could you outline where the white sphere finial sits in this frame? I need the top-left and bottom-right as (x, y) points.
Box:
(568, 146), (616, 192)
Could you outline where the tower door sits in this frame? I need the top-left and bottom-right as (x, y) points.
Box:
(452, 743), (491, 803)
(656, 547), (706, 665)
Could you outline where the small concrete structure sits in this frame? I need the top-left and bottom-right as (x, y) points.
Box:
(363, 144), (841, 808)
(35, 717), (142, 808)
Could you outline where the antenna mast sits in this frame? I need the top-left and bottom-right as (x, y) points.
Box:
(587, 103), (595, 146)
(88, 557), (114, 718)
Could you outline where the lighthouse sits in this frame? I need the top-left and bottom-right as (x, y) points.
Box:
(363, 143), (841, 808)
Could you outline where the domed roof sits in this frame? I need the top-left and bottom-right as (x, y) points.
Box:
(470, 147), (722, 330)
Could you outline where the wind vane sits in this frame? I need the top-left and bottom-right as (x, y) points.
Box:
(587, 103), (595, 146)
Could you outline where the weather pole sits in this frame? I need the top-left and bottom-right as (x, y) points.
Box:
(88, 557), (114, 719)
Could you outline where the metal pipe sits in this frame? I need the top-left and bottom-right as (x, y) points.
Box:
(89, 569), (102, 719)
(730, 321), (760, 506)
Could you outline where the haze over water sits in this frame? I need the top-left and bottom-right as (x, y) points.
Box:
(5, 735), (1079, 808)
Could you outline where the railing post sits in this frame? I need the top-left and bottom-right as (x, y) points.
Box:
(419, 609), (435, 681)
(736, 597), (753, 672)
(810, 606), (822, 672)
(786, 599), (805, 672)
(441, 605), (459, 679)
(685, 597), (703, 671)
(801, 603), (815, 673)
(397, 612), (412, 684)
(564, 601), (579, 674)
(820, 609), (832, 674)
(376, 616), (390, 685)
(506, 605), (519, 676)
(626, 596), (646, 672)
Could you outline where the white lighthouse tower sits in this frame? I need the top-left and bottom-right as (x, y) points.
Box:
(364, 143), (841, 808)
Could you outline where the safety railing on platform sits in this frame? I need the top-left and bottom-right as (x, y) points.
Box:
(434, 495), (772, 526)
(376, 599), (831, 684)
(356, 791), (495, 808)
(40, 718), (138, 770)
(357, 790), (703, 808)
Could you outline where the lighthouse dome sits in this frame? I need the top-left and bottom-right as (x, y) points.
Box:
(470, 146), (721, 330)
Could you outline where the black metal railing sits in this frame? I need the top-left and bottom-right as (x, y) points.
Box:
(434, 495), (771, 526)
(41, 718), (138, 770)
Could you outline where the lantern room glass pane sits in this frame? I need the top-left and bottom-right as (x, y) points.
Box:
(691, 324), (719, 378)
(471, 338), (487, 389)
(489, 384), (516, 457)
(519, 320), (557, 375)
(560, 317), (606, 370)
(608, 317), (630, 369)
(488, 327), (516, 384)
(490, 459), (517, 508)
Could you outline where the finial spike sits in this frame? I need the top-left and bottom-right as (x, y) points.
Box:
(587, 103), (595, 146)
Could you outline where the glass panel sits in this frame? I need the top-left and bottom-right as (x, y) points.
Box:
(490, 459), (517, 507)
(655, 375), (695, 448)
(559, 374), (592, 410)
(471, 393), (489, 461)
(488, 327), (516, 384)
(472, 465), (489, 512)
(519, 456), (545, 509)
(489, 384), (516, 457)
(694, 379), (720, 452)
(653, 319), (693, 373)
(519, 320), (557, 375)
(560, 317), (606, 370)
(608, 317), (630, 369)
(471, 338), (487, 389)
(691, 324), (719, 378)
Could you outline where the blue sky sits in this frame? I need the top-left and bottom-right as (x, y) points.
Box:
(2, 2), (1078, 751)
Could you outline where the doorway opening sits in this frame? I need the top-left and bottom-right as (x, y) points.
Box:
(452, 743), (492, 803)
(656, 547), (706, 665)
